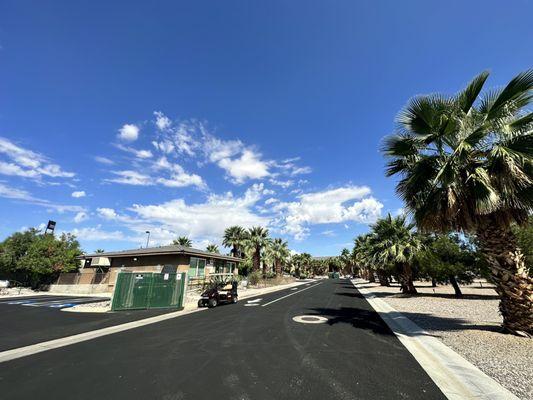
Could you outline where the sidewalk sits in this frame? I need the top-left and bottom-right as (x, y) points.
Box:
(353, 279), (529, 400)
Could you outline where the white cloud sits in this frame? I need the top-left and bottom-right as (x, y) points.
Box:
(321, 230), (336, 237)
(94, 156), (115, 165)
(105, 170), (153, 186)
(69, 226), (128, 241)
(118, 124), (139, 142)
(0, 182), (85, 213)
(115, 144), (153, 159)
(218, 149), (270, 183)
(264, 197), (278, 205)
(152, 157), (206, 189)
(275, 186), (383, 240)
(0, 136), (75, 180)
(93, 187), (268, 246)
(71, 190), (86, 198)
(0, 182), (34, 200)
(154, 111), (171, 131)
(269, 179), (294, 188)
(73, 211), (88, 223)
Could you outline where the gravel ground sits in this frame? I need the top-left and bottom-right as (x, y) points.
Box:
(359, 280), (533, 400)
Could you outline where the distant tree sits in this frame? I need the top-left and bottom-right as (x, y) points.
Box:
(222, 226), (246, 258)
(245, 227), (270, 274)
(416, 234), (477, 297)
(270, 238), (290, 276)
(173, 236), (192, 247)
(512, 216), (532, 276)
(95, 249), (105, 253)
(366, 214), (423, 294)
(206, 244), (219, 254)
(0, 229), (82, 288)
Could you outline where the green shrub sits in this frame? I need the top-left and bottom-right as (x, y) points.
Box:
(248, 270), (262, 286)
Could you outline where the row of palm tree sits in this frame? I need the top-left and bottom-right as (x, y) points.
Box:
(379, 69), (533, 335)
(222, 226), (291, 276)
(171, 227), (291, 276)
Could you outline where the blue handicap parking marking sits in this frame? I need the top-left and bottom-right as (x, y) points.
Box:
(48, 303), (76, 308)
(7, 300), (35, 305)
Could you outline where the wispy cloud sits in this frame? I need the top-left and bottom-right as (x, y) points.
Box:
(0, 182), (85, 213)
(0, 136), (75, 181)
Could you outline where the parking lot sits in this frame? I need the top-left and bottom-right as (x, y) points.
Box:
(0, 295), (173, 351)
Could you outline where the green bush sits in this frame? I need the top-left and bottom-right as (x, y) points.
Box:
(248, 270), (262, 286)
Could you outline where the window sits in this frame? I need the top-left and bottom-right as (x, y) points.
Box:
(226, 261), (236, 274)
(214, 259), (225, 273)
(189, 257), (206, 278)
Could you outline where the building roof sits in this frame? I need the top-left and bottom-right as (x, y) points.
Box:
(81, 244), (241, 262)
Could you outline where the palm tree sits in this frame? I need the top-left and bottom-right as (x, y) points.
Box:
(339, 248), (352, 275)
(222, 226), (246, 258)
(383, 70), (533, 334)
(270, 238), (290, 276)
(245, 226), (270, 273)
(367, 214), (422, 293)
(206, 244), (219, 254)
(173, 236), (192, 247)
(353, 234), (375, 282)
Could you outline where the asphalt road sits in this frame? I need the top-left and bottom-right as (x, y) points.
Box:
(0, 295), (171, 351)
(0, 280), (445, 399)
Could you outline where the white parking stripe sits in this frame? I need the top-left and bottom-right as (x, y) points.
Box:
(0, 307), (207, 363)
(261, 282), (322, 307)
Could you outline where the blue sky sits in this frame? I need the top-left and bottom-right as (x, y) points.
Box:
(0, 1), (532, 255)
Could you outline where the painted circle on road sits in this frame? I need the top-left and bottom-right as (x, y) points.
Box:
(292, 315), (328, 324)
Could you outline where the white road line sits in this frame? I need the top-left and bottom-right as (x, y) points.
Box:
(290, 288), (298, 291)
(246, 298), (262, 303)
(0, 307), (207, 363)
(261, 282), (322, 307)
(244, 304), (260, 307)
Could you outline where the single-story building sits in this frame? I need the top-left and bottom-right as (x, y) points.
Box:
(53, 244), (241, 293)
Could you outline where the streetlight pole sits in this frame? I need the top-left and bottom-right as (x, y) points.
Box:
(145, 231), (150, 248)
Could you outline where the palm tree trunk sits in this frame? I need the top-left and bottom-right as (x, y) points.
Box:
(397, 263), (417, 294)
(477, 219), (533, 336)
(376, 269), (390, 286)
(275, 260), (282, 276)
(367, 267), (376, 282)
(252, 248), (260, 272)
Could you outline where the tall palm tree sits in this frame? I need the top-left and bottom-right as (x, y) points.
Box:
(353, 234), (375, 282)
(173, 236), (192, 247)
(339, 248), (352, 275)
(222, 226), (246, 258)
(270, 238), (290, 276)
(206, 244), (219, 254)
(383, 70), (533, 334)
(245, 226), (270, 273)
(367, 214), (422, 293)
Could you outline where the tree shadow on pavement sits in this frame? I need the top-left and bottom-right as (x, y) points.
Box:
(307, 303), (504, 338)
(305, 306), (396, 336)
(356, 291), (500, 301)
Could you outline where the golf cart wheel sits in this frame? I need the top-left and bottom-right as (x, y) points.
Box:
(208, 298), (217, 308)
(197, 300), (204, 308)
(232, 296), (238, 303)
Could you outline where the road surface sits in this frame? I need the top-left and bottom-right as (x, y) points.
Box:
(0, 280), (445, 399)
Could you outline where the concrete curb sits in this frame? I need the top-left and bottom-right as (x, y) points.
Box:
(352, 280), (519, 400)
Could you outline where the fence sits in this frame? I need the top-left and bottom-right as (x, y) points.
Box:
(111, 272), (186, 311)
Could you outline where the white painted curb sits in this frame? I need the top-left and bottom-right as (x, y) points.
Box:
(352, 280), (519, 400)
